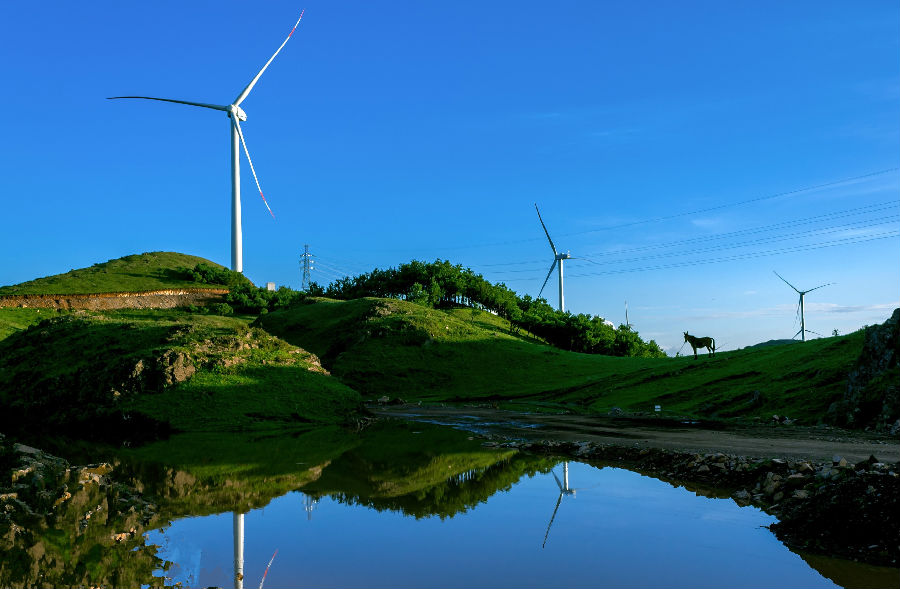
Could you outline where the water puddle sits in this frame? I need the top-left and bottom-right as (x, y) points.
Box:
(151, 461), (832, 589)
(2, 422), (896, 588)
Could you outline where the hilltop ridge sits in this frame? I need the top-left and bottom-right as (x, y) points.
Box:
(0, 252), (242, 295)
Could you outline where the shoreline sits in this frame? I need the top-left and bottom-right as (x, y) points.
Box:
(374, 404), (900, 567)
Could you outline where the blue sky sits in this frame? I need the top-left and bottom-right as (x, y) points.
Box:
(1, 1), (897, 352)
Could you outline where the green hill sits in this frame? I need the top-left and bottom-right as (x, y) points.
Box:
(0, 309), (361, 438)
(0, 252), (878, 433)
(256, 298), (866, 423)
(0, 251), (242, 295)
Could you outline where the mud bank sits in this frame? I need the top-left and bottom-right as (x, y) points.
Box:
(0, 288), (227, 310)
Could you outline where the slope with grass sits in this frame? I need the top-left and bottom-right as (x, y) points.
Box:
(0, 309), (362, 439)
(0, 251), (242, 295)
(257, 297), (867, 424)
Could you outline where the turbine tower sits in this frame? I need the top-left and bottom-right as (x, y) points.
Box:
(535, 204), (572, 312)
(109, 11), (305, 273)
(774, 271), (833, 342)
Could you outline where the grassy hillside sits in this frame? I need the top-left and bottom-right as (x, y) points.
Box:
(0, 309), (361, 438)
(258, 298), (866, 424)
(0, 251), (240, 295)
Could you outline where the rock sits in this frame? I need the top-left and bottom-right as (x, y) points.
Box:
(792, 489), (810, 499)
(696, 464), (710, 473)
(377, 396), (390, 404)
(826, 308), (900, 430)
(785, 473), (809, 488)
(796, 462), (813, 474)
(608, 407), (624, 417)
(772, 491), (785, 503)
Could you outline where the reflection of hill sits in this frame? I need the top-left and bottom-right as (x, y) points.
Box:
(119, 427), (360, 518)
(2, 422), (549, 587)
(0, 428), (358, 589)
(794, 550), (900, 589)
(299, 421), (554, 518)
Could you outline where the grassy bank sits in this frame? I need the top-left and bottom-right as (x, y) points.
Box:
(0, 309), (361, 438)
(258, 297), (866, 423)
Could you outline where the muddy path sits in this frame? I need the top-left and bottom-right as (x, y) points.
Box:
(372, 405), (900, 463)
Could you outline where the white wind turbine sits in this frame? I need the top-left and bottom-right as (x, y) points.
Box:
(108, 11), (305, 273)
(535, 204), (572, 312)
(774, 271), (834, 342)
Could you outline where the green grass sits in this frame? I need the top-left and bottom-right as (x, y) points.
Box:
(0, 307), (61, 340)
(259, 297), (866, 424)
(0, 308), (361, 436)
(0, 251), (234, 295)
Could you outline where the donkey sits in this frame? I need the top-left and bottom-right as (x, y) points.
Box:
(683, 332), (715, 359)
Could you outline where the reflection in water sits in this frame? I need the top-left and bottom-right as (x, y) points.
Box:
(233, 511), (244, 589)
(543, 461), (599, 548)
(4, 423), (899, 588)
(149, 460), (859, 588)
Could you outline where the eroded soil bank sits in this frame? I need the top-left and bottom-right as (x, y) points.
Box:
(375, 404), (900, 567)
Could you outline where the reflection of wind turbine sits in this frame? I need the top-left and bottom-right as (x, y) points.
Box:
(302, 492), (319, 520)
(542, 462), (596, 548)
(535, 204), (573, 312)
(774, 271), (834, 342)
(234, 512), (244, 589)
(108, 11), (305, 273)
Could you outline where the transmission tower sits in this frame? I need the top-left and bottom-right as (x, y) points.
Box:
(300, 244), (313, 291)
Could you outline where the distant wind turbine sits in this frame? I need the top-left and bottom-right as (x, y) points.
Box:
(774, 271), (833, 342)
(108, 11), (305, 273)
(535, 204), (573, 312)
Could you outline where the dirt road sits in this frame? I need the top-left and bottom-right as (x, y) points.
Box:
(373, 405), (900, 463)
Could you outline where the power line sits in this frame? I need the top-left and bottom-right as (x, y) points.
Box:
(480, 200), (899, 269)
(495, 230), (898, 281)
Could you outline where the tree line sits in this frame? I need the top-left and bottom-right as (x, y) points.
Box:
(321, 260), (665, 358)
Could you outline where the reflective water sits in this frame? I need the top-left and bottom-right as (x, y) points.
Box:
(150, 461), (838, 588)
(4, 422), (896, 588)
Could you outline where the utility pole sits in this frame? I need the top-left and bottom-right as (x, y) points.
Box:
(300, 244), (313, 291)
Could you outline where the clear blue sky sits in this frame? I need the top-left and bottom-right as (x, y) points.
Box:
(1, 1), (898, 353)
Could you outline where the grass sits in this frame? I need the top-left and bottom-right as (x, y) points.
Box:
(0, 250), (876, 431)
(0, 308), (361, 437)
(0, 251), (233, 295)
(259, 297), (866, 424)
(0, 307), (60, 340)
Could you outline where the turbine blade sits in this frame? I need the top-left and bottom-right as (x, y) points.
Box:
(534, 203), (558, 255)
(542, 493), (563, 549)
(804, 282), (834, 294)
(234, 10), (305, 106)
(232, 117), (275, 219)
(259, 549), (278, 589)
(551, 470), (564, 491)
(773, 271), (800, 293)
(107, 96), (229, 111)
(538, 261), (557, 300)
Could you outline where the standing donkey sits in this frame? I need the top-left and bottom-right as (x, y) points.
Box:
(683, 332), (715, 359)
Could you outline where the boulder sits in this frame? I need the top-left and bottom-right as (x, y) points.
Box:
(826, 308), (900, 430)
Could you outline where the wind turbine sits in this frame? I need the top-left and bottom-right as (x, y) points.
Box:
(535, 204), (572, 312)
(774, 271), (833, 342)
(108, 11), (305, 273)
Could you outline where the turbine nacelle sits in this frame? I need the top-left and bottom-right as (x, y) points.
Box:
(555, 252), (570, 261)
(229, 105), (248, 121)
